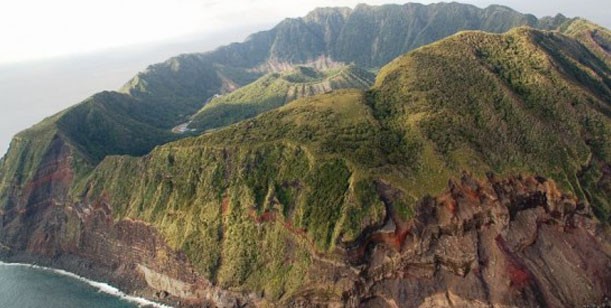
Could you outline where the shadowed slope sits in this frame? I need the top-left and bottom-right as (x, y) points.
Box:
(188, 65), (375, 131)
(60, 27), (611, 305)
(0, 5), (608, 308)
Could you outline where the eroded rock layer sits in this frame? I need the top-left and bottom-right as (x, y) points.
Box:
(2, 148), (609, 307)
(0, 8), (609, 308)
(336, 173), (610, 307)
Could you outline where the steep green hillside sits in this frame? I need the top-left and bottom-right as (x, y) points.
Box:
(0, 3), (569, 171)
(188, 65), (375, 131)
(559, 18), (611, 66)
(0, 4), (609, 306)
(0, 114), (63, 207)
(331, 3), (566, 67)
(210, 3), (568, 69)
(373, 27), (611, 220)
(75, 28), (610, 301)
(84, 90), (388, 294)
(0, 5), (576, 267)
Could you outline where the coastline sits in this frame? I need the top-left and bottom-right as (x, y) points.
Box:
(0, 261), (172, 308)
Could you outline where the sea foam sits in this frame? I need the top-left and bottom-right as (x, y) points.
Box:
(0, 261), (173, 308)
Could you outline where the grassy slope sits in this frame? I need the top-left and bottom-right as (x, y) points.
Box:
(0, 114), (62, 207)
(85, 90), (388, 299)
(80, 27), (610, 301)
(0, 3), (570, 174)
(1, 4), (563, 250)
(188, 65), (375, 131)
(373, 26), (610, 219)
(331, 3), (565, 67)
(0, 4), (605, 303)
(559, 18), (611, 65)
(0, 53), (264, 201)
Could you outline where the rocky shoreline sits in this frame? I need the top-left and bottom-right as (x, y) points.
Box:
(0, 259), (170, 307)
(1, 156), (610, 307)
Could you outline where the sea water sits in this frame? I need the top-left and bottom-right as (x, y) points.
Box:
(0, 262), (171, 308)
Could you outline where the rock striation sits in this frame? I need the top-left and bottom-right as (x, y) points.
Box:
(333, 173), (610, 307)
(0, 5), (609, 307)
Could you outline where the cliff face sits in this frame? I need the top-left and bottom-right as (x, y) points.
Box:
(338, 174), (610, 307)
(0, 8), (609, 308)
(0, 135), (249, 306)
(2, 157), (608, 307)
(0, 134), (74, 254)
(209, 3), (566, 70)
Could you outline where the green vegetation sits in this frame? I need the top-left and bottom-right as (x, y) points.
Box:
(559, 18), (611, 65)
(0, 2), (573, 169)
(299, 160), (351, 249)
(374, 27), (611, 220)
(78, 25), (611, 296)
(0, 113), (63, 208)
(331, 3), (567, 67)
(188, 65), (374, 131)
(80, 90), (390, 298)
(0, 3), (609, 304)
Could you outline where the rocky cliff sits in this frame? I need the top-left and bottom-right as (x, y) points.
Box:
(2, 162), (609, 306)
(0, 4), (610, 308)
(338, 173), (610, 307)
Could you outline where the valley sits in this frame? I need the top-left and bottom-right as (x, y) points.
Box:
(0, 2), (609, 307)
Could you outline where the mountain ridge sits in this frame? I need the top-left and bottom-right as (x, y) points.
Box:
(0, 3), (609, 307)
(187, 65), (375, 131)
(0, 2), (576, 183)
(74, 26), (610, 305)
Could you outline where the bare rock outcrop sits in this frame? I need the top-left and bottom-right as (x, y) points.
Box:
(331, 173), (610, 307)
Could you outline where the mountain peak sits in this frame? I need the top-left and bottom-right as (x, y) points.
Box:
(1, 4), (609, 307)
(303, 6), (352, 22)
(484, 4), (519, 12)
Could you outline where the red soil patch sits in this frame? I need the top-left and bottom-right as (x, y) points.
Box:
(249, 208), (307, 236)
(24, 166), (73, 195)
(495, 235), (533, 288)
(281, 220), (307, 236)
(255, 210), (276, 223)
(464, 187), (480, 203)
(369, 224), (411, 252)
(448, 199), (457, 215)
(507, 263), (531, 287)
(437, 193), (458, 215)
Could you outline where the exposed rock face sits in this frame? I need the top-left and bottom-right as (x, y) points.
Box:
(0, 135), (75, 254)
(0, 133), (609, 307)
(331, 173), (610, 307)
(0, 138), (249, 306)
(283, 173), (610, 307)
(0, 16), (609, 307)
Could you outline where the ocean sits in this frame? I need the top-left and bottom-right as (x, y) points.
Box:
(0, 262), (170, 308)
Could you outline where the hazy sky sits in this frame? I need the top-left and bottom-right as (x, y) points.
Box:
(0, 28), (253, 157)
(1, 0), (609, 64)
